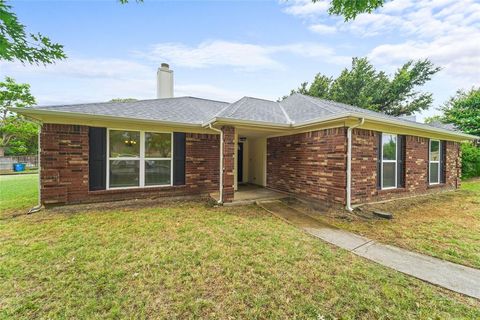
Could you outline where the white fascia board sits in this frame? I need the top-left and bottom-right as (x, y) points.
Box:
(202, 117), (291, 129)
(294, 112), (478, 141)
(348, 112), (478, 140)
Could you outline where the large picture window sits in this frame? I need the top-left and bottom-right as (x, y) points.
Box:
(107, 129), (172, 189)
(429, 139), (440, 185)
(381, 134), (397, 189)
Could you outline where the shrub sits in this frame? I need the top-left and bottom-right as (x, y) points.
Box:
(461, 142), (480, 179)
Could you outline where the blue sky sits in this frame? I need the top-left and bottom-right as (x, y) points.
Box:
(2, 0), (479, 121)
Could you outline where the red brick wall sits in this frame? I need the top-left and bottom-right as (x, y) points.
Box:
(40, 124), (89, 204)
(267, 128), (347, 204)
(351, 129), (461, 204)
(40, 124), (220, 205)
(221, 126), (235, 203)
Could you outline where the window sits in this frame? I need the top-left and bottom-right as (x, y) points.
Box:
(381, 134), (397, 189)
(429, 140), (440, 185)
(107, 129), (172, 189)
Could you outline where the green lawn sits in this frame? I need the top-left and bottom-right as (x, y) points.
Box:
(0, 175), (479, 318)
(323, 179), (480, 269)
(0, 174), (38, 215)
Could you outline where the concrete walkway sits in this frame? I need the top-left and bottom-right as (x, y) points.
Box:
(258, 200), (480, 300)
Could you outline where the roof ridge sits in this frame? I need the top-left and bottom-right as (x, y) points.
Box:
(242, 96), (275, 102)
(278, 101), (293, 124)
(34, 96), (229, 109)
(211, 100), (236, 119)
(221, 97), (248, 117)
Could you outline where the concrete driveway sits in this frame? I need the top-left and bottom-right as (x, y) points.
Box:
(258, 200), (480, 300)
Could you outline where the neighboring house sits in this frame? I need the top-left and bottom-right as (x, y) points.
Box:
(13, 64), (478, 210)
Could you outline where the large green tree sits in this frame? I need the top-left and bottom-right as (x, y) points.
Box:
(439, 88), (480, 137)
(286, 57), (440, 116)
(0, 77), (36, 156)
(425, 88), (480, 179)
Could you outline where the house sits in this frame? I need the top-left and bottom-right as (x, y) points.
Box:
(13, 64), (478, 210)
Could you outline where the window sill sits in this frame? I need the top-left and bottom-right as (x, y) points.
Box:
(377, 187), (407, 194)
(427, 183), (446, 189)
(89, 185), (186, 195)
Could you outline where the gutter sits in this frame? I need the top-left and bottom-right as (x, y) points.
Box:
(203, 116), (291, 129)
(22, 115), (43, 214)
(208, 124), (223, 204)
(346, 117), (365, 212)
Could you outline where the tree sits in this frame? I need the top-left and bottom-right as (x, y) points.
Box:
(286, 57), (440, 116)
(109, 98), (138, 102)
(0, 77), (36, 156)
(439, 88), (480, 137)
(0, 0), (66, 64)
(428, 88), (480, 179)
(424, 115), (443, 124)
(318, 0), (387, 21)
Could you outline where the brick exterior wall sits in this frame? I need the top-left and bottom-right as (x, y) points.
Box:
(40, 124), (89, 204)
(40, 124), (219, 205)
(267, 128), (347, 204)
(221, 126), (235, 203)
(40, 123), (462, 207)
(351, 128), (461, 204)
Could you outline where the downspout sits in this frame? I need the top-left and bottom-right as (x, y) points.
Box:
(23, 116), (43, 214)
(346, 117), (365, 212)
(208, 124), (223, 204)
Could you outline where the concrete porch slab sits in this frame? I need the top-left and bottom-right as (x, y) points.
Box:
(210, 185), (287, 206)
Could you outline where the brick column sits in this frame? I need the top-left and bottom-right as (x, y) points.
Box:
(221, 126), (235, 203)
(41, 124), (89, 205)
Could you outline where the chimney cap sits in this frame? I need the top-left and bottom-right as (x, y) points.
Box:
(161, 63), (170, 69)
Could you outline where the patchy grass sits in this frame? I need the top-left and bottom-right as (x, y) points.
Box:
(324, 179), (480, 269)
(1, 175), (479, 318)
(0, 174), (38, 215)
(1, 202), (479, 319)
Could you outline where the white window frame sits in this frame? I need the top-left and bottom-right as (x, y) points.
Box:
(381, 133), (398, 190)
(106, 128), (173, 190)
(429, 139), (441, 185)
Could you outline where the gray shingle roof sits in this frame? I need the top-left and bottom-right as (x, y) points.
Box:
(216, 97), (290, 124)
(23, 93), (472, 138)
(282, 94), (402, 124)
(32, 97), (229, 124)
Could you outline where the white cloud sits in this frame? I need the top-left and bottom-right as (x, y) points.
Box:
(136, 40), (347, 70)
(136, 41), (281, 70)
(282, 0), (480, 86)
(175, 84), (248, 102)
(369, 33), (480, 86)
(282, 0), (329, 17)
(381, 0), (413, 13)
(0, 55), (272, 105)
(309, 23), (336, 34)
(0, 58), (152, 79)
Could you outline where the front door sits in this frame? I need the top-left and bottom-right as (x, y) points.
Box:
(237, 142), (244, 183)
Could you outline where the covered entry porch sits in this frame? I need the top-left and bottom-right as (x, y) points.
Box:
(210, 124), (287, 204)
